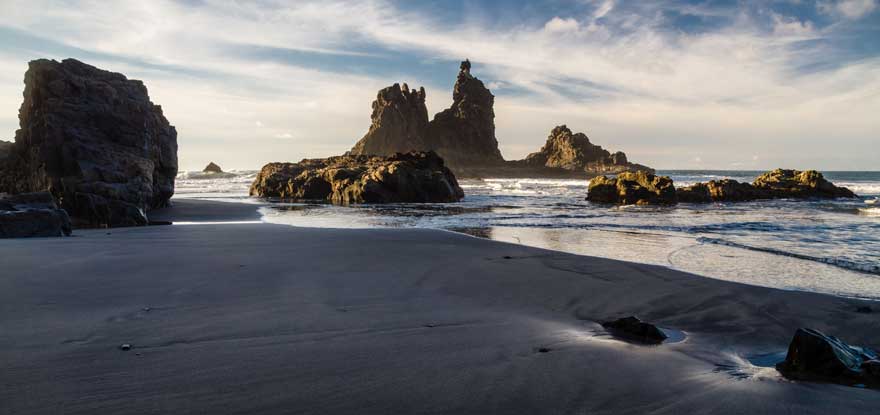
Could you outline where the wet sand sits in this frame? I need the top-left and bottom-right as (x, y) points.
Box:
(1, 200), (878, 414)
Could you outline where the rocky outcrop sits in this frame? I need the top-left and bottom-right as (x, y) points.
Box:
(250, 151), (464, 204)
(776, 328), (879, 388)
(350, 60), (502, 171)
(523, 125), (652, 175)
(753, 169), (856, 199)
(0, 192), (71, 238)
(349, 84), (429, 158)
(676, 170), (857, 203)
(203, 162), (223, 173)
(601, 316), (668, 344)
(587, 171), (677, 205)
(0, 59), (178, 227)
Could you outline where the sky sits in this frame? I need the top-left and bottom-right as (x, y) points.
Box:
(0, 0), (878, 171)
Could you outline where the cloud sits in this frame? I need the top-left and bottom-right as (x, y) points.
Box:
(818, 0), (878, 19)
(0, 0), (877, 170)
(543, 17), (580, 33)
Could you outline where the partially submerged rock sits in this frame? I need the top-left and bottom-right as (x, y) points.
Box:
(0, 58), (178, 228)
(601, 316), (668, 344)
(523, 125), (652, 175)
(676, 170), (856, 203)
(776, 328), (880, 388)
(250, 151), (464, 204)
(753, 169), (856, 199)
(203, 162), (223, 174)
(0, 192), (71, 238)
(587, 171), (677, 205)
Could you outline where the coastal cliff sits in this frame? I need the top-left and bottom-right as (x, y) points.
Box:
(0, 58), (178, 227)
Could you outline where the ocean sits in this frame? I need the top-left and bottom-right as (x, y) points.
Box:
(175, 170), (880, 300)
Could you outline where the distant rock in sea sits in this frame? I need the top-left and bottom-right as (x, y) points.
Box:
(250, 151), (463, 204)
(203, 162), (223, 173)
(587, 171), (677, 205)
(349, 59), (650, 178)
(522, 125), (653, 175)
(0, 58), (178, 228)
(0, 192), (71, 238)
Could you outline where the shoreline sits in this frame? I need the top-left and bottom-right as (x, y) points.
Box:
(2, 199), (879, 413)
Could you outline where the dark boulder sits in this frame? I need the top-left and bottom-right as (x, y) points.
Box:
(776, 328), (880, 388)
(250, 151), (464, 204)
(0, 192), (71, 238)
(587, 171), (676, 205)
(523, 125), (652, 175)
(203, 162), (223, 174)
(675, 182), (712, 203)
(0, 58), (178, 228)
(601, 316), (668, 344)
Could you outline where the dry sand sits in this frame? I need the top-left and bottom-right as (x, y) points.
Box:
(1, 200), (878, 414)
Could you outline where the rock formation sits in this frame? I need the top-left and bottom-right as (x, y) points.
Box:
(203, 162), (223, 173)
(776, 328), (879, 388)
(349, 84), (429, 158)
(0, 192), (71, 238)
(349, 60), (650, 178)
(250, 151), (463, 204)
(424, 60), (504, 167)
(587, 171), (677, 205)
(350, 60), (503, 170)
(0, 59), (178, 227)
(523, 125), (652, 175)
(601, 316), (668, 344)
(676, 169), (856, 203)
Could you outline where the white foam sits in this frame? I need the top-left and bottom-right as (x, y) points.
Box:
(858, 207), (880, 217)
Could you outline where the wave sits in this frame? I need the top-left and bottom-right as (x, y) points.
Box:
(866, 198), (878, 205)
(176, 170), (257, 180)
(859, 207), (880, 217)
(696, 237), (880, 276)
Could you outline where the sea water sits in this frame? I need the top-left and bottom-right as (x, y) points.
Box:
(176, 170), (880, 300)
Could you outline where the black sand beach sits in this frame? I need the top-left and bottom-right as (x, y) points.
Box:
(2, 200), (879, 414)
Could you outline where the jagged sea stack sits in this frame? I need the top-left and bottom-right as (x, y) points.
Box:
(0, 59), (178, 227)
(424, 59), (504, 167)
(349, 83), (429, 157)
(350, 60), (504, 171)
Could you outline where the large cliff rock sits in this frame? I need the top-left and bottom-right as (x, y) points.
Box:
(676, 169), (856, 203)
(0, 59), (178, 227)
(587, 171), (677, 205)
(250, 151), (463, 204)
(523, 125), (652, 174)
(349, 60), (503, 170)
